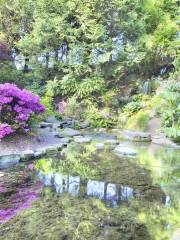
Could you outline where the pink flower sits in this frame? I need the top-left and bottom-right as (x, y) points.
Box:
(0, 83), (46, 139)
(0, 124), (13, 139)
(58, 101), (67, 114)
(28, 163), (34, 171)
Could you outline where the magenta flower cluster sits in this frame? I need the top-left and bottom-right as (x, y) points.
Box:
(0, 123), (13, 139)
(0, 83), (45, 139)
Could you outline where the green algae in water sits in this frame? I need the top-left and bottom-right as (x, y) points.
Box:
(0, 142), (180, 240)
(0, 194), (150, 240)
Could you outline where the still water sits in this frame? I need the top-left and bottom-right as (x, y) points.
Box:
(0, 142), (179, 240)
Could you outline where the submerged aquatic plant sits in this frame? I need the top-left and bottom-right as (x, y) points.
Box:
(0, 83), (45, 138)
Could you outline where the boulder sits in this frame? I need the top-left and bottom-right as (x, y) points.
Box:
(59, 117), (75, 128)
(114, 144), (137, 156)
(60, 138), (71, 145)
(54, 133), (65, 138)
(118, 130), (151, 142)
(60, 128), (82, 137)
(0, 154), (20, 169)
(34, 149), (46, 158)
(46, 116), (60, 124)
(79, 122), (90, 129)
(20, 150), (35, 161)
(34, 142), (65, 157)
(44, 146), (59, 155)
(73, 136), (92, 143)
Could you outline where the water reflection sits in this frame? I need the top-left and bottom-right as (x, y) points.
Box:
(121, 185), (133, 202)
(54, 174), (80, 196)
(165, 195), (171, 206)
(1, 142), (179, 239)
(39, 172), (167, 207)
(87, 180), (105, 200)
(106, 183), (118, 207)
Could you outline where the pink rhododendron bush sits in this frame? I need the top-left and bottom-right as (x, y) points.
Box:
(0, 83), (45, 139)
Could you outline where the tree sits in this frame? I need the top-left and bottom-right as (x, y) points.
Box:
(0, 0), (178, 93)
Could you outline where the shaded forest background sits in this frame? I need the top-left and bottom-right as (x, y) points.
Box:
(0, 0), (179, 140)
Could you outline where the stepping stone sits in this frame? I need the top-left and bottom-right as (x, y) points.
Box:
(114, 144), (137, 156)
(61, 128), (82, 137)
(46, 116), (60, 124)
(104, 139), (119, 145)
(79, 122), (90, 129)
(0, 172), (4, 177)
(95, 143), (105, 150)
(0, 154), (20, 169)
(20, 150), (35, 161)
(73, 136), (92, 143)
(118, 130), (151, 142)
(39, 122), (53, 128)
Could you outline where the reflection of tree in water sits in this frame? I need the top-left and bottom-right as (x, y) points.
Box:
(0, 191), (152, 240)
(33, 143), (180, 240)
(36, 143), (167, 206)
(39, 170), (166, 208)
(1, 144), (179, 240)
(138, 147), (180, 186)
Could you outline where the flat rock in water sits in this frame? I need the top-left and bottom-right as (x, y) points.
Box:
(60, 138), (71, 144)
(73, 136), (92, 143)
(95, 143), (105, 150)
(152, 135), (180, 149)
(118, 130), (151, 142)
(39, 122), (53, 128)
(104, 139), (119, 145)
(61, 128), (82, 137)
(0, 154), (21, 169)
(114, 144), (137, 156)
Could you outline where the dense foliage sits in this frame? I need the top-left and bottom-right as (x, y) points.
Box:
(0, 83), (45, 138)
(0, 0), (178, 89)
(160, 82), (180, 142)
(0, 0), (179, 139)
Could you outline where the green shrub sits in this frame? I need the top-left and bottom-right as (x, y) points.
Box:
(164, 127), (180, 143)
(85, 105), (115, 129)
(160, 82), (180, 130)
(117, 111), (128, 129)
(45, 78), (60, 97)
(123, 101), (143, 117)
(101, 90), (119, 108)
(0, 62), (25, 86)
(64, 97), (84, 120)
(45, 74), (106, 101)
(40, 95), (62, 120)
(125, 110), (150, 131)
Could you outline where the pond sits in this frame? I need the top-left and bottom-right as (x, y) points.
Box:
(0, 141), (179, 240)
